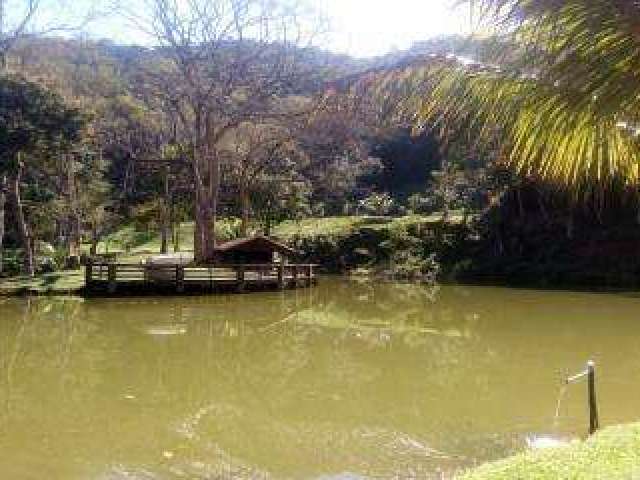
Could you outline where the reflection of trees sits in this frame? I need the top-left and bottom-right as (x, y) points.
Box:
(0, 285), (488, 479)
(4, 284), (640, 478)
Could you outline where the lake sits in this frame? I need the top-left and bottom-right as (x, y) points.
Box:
(1, 278), (640, 479)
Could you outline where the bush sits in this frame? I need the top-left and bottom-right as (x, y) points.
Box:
(358, 193), (394, 216)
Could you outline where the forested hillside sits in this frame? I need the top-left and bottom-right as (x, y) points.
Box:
(1, 28), (486, 278)
(4, 0), (640, 290)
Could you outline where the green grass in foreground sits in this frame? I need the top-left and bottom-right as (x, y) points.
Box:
(460, 423), (640, 480)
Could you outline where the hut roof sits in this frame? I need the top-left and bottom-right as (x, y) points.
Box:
(214, 236), (298, 257)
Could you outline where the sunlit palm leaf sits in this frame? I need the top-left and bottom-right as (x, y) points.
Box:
(383, 0), (640, 191)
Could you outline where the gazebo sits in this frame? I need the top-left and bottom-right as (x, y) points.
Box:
(212, 236), (298, 265)
(85, 236), (314, 294)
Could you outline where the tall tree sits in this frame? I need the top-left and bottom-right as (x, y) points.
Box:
(0, 0), (99, 274)
(0, 74), (85, 275)
(223, 121), (302, 236)
(126, 0), (325, 262)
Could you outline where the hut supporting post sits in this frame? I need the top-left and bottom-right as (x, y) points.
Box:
(107, 264), (117, 294)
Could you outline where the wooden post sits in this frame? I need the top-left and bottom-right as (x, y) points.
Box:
(85, 260), (93, 289)
(278, 262), (286, 289)
(292, 265), (298, 287)
(176, 265), (185, 293)
(307, 264), (313, 286)
(236, 265), (245, 292)
(588, 361), (599, 435)
(107, 264), (117, 294)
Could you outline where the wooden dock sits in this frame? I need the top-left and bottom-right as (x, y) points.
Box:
(85, 262), (318, 295)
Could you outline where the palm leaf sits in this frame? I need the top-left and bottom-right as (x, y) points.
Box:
(378, 0), (640, 191)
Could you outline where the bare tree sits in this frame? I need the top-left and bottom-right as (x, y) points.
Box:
(125, 0), (326, 262)
(222, 121), (302, 236)
(0, 0), (101, 70)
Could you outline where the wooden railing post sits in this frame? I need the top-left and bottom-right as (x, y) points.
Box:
(176, 265), (185, 293)
(278, 262), (286, 289)
(85, 260), (93, 289)
(236, 265), (245, 292)
(307, 264), (313, 286)
(108, 264), (117, 294)
(292, 265), (299, 287)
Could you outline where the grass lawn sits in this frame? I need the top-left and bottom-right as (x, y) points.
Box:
(96, 214), (467, 255)
(460, 423), (640, 480)
(0, 214), (469, 295)
(273, 213), (467, 239)
(0, 269), (84, 295)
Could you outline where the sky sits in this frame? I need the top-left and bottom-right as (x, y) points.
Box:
(323, 0), (470, 57)
(22, 0), (470, 59)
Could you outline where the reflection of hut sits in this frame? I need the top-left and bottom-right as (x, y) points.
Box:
(213, 236), (298, 264)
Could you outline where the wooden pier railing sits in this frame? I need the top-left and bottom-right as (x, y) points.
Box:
(85, 262), (317, 294)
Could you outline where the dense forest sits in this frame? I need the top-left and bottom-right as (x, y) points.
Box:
(0, 24), (481, 276)
(3, 0), (640, 289)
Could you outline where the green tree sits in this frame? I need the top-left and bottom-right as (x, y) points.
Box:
(0, 74), (85, 275)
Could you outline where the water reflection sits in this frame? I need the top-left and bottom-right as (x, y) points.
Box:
(2, 280), (640, 478)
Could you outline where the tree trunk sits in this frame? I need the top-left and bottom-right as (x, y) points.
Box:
(265, 215), (272, 236)
(67, 155), (81, 262)
(195, 196), (215, 263)
(209, 150), (220, 249)
(90, 223), (98, 257)
(240, 183), (250, 237)
(173, 221), (181, 252)
(160, 165), (171, 254)
(11, 162), (34, 276)
(194, 188), (206, 263)
(66, 214), (81, 269)
(191, 111), (219, 265)
(0, 175), (6, 276)
(160, 223), (169, 254)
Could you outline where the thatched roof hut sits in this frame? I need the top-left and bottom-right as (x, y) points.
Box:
(213, 236), (298, 264)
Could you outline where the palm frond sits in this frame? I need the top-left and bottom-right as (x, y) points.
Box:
(389, 0), (640, 191)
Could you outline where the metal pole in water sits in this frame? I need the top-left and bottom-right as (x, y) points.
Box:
(565, 360), (600, 436)
(587, 361), (599, 435)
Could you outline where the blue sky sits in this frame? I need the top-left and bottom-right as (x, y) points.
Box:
(30, 0), (469, 58)
(323, 0), (470, 57)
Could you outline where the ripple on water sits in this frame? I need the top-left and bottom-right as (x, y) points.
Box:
(145, 324), (188, 336)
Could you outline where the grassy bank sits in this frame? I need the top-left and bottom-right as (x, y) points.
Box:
(0, 214), (466, 295)
(459, 423), (640, 480)
(0, 270), (85, 295)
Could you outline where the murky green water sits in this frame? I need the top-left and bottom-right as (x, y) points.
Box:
(2, 278), (640, 479)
